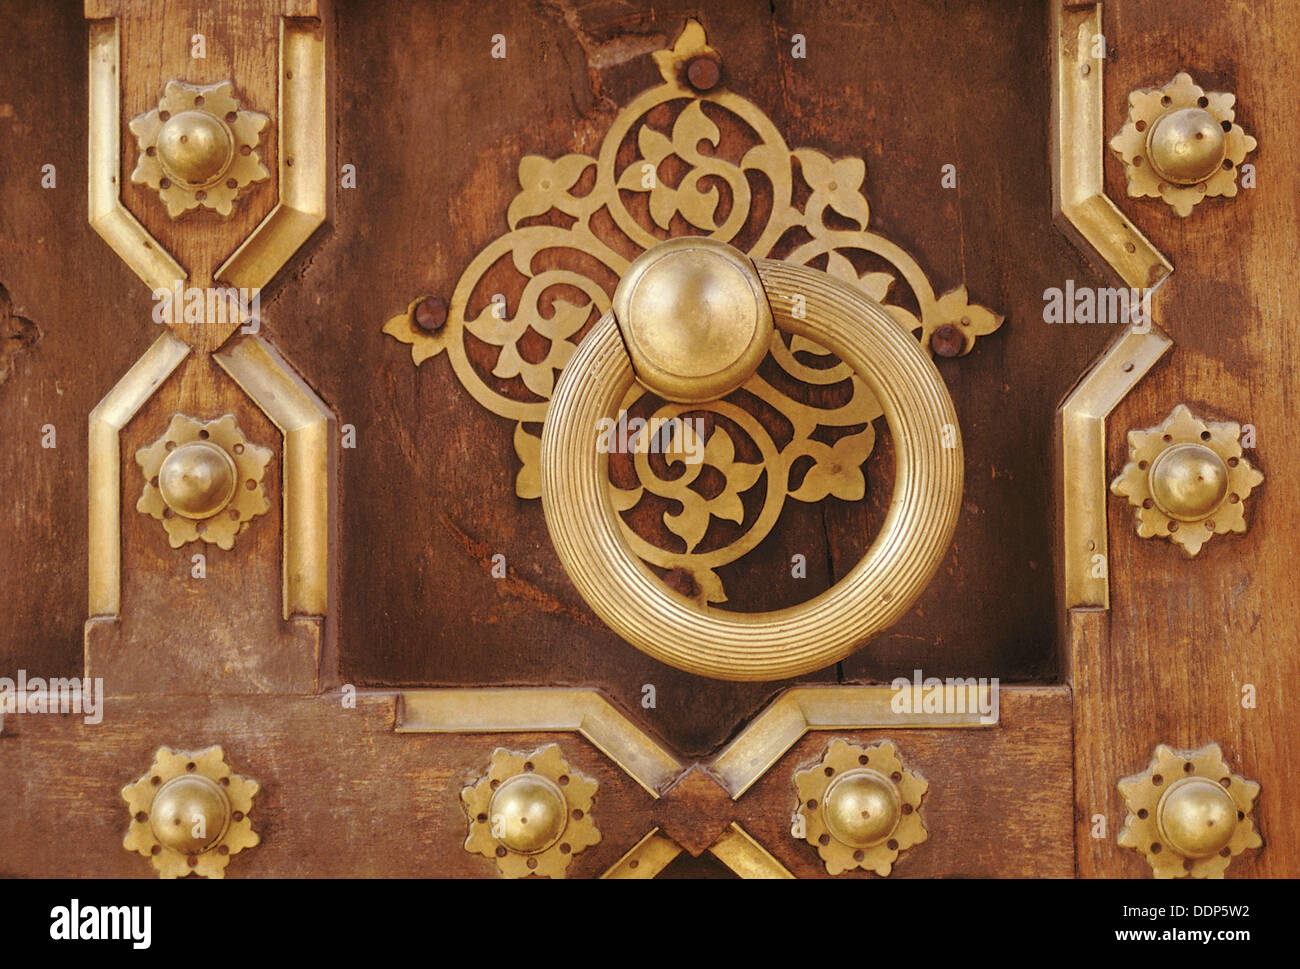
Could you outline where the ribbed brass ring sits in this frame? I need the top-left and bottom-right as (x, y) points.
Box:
(540, 258), (963, 681)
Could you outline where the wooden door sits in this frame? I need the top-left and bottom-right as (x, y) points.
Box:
(0, 0), (1292, 880)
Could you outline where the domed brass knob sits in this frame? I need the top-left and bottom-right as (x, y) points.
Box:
(488, 774), (568, 855)
(794, 739), (928, 876)
(1148, 442), (1229, 522)
(1157, 777), (1237, 859)
(156, 110), (234, 187)
(129, 80), (269, 218)
(149, 775), (231, 854)
(123, 746), (260, 878)
(136, 414), (273, 549)
(1112, 404), (1264, 557)
(1145, 107), (1227, 185)
(1109, 73), (1257, 217)
(822, 769), (901, 849)
(157, 440), (238, 520)
(463, 745), (601, 878)
(612, 237), (773, 403)
(1118, 743), (1262, 878)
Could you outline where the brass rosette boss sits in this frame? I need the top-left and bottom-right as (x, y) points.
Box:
(136, 414), (272, 550)
(129, 79), (269, 218)
(1118, 744), (1261, 879)
(462, 744), (601, 878)
(1110, 404), (1262, 557)
(1109, 72), (1257, 217)
(122, 746), (260, 878)
(793, 739), (928, 876)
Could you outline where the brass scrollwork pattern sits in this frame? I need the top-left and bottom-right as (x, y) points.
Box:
(384, 19), (1001, 603)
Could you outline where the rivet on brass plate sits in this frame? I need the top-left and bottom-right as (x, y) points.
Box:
(1111, 404), (1263, 557)
(793, 739), (927, 876)
(462, 744), (600, 878)
(1118, 743), (1261, 878)
(122, 746), (259, 879)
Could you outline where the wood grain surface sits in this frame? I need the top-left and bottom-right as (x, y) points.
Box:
(0, 687), (1070, 877)
(1070, 0), (1300, 877)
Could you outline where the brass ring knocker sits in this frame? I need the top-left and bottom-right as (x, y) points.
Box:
(540, 238), (962, 681)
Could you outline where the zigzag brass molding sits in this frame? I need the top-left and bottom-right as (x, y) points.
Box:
(396, 688), (683, 796)
(1051, 2), (1174, 610)
(88, 15), (327, 301)
(384, 19), (1003, 607)
(397, 684), (996, 878)
(85, 9), (333, 625)
(88, 20), (185, 293)
(88, 333), (191, 616)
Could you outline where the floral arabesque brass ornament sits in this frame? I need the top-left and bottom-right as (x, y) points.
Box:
(384, 19), (1002, 604)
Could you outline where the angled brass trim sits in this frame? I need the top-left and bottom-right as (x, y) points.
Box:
(1051, 2), (1175, 610)
(87, 19), (185, 292)
(708, 823), (794, 879)
(213, 335), (334, 618)
(88, 333), (191, 616)
(1050, 3), (1171, 291)
(1060, 327), (1172, 606)
(217, 18), (328, 291)
(711, 685), (995, 798)
(396, 688), (683, 796)
(600, 828), (683, 879)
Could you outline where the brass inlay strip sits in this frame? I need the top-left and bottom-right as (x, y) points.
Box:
(217, 18), (328, 291)
(213, 335), (334, 618)
(1050, 3), (1170, 291)
(1051, 2), (1174, 609)
(87, 19), (185, 291)
(1060, 327), (1172, 606)
(708, 823), (794, 879)
(711, 685), (995, 798)
(396, 689), (683, 796)
(88, 332), (190, 615)
(600, 828), (683, 879)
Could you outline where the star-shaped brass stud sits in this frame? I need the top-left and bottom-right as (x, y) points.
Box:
(129, 80), (269, 218)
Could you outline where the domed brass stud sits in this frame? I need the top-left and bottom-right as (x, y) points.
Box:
(1110, 72), (1257, 217)
(822, 769), (902, 849)
(487, 774), (568, 855)
(462, 744), (601, 878)
(149, 774), (231, 854)
(136, 414), (273, 550)
(612, 237), (773, 403)
(157, 440), (238, 520)
(123, 746), (260, 879)
(793, 739), (927, 876)
(129, 79), (269, 218)
(1118, 743), (1261, 878)
(155, 110), (234, 187)
(1157, 777), (1237, 859)
(1145, 107), (1227, 186)
(1148, 442), (1229, 522)
(1112, 404), (1263, 556)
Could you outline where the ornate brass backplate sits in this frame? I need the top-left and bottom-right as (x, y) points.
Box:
(384, 19), (1002, 605)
